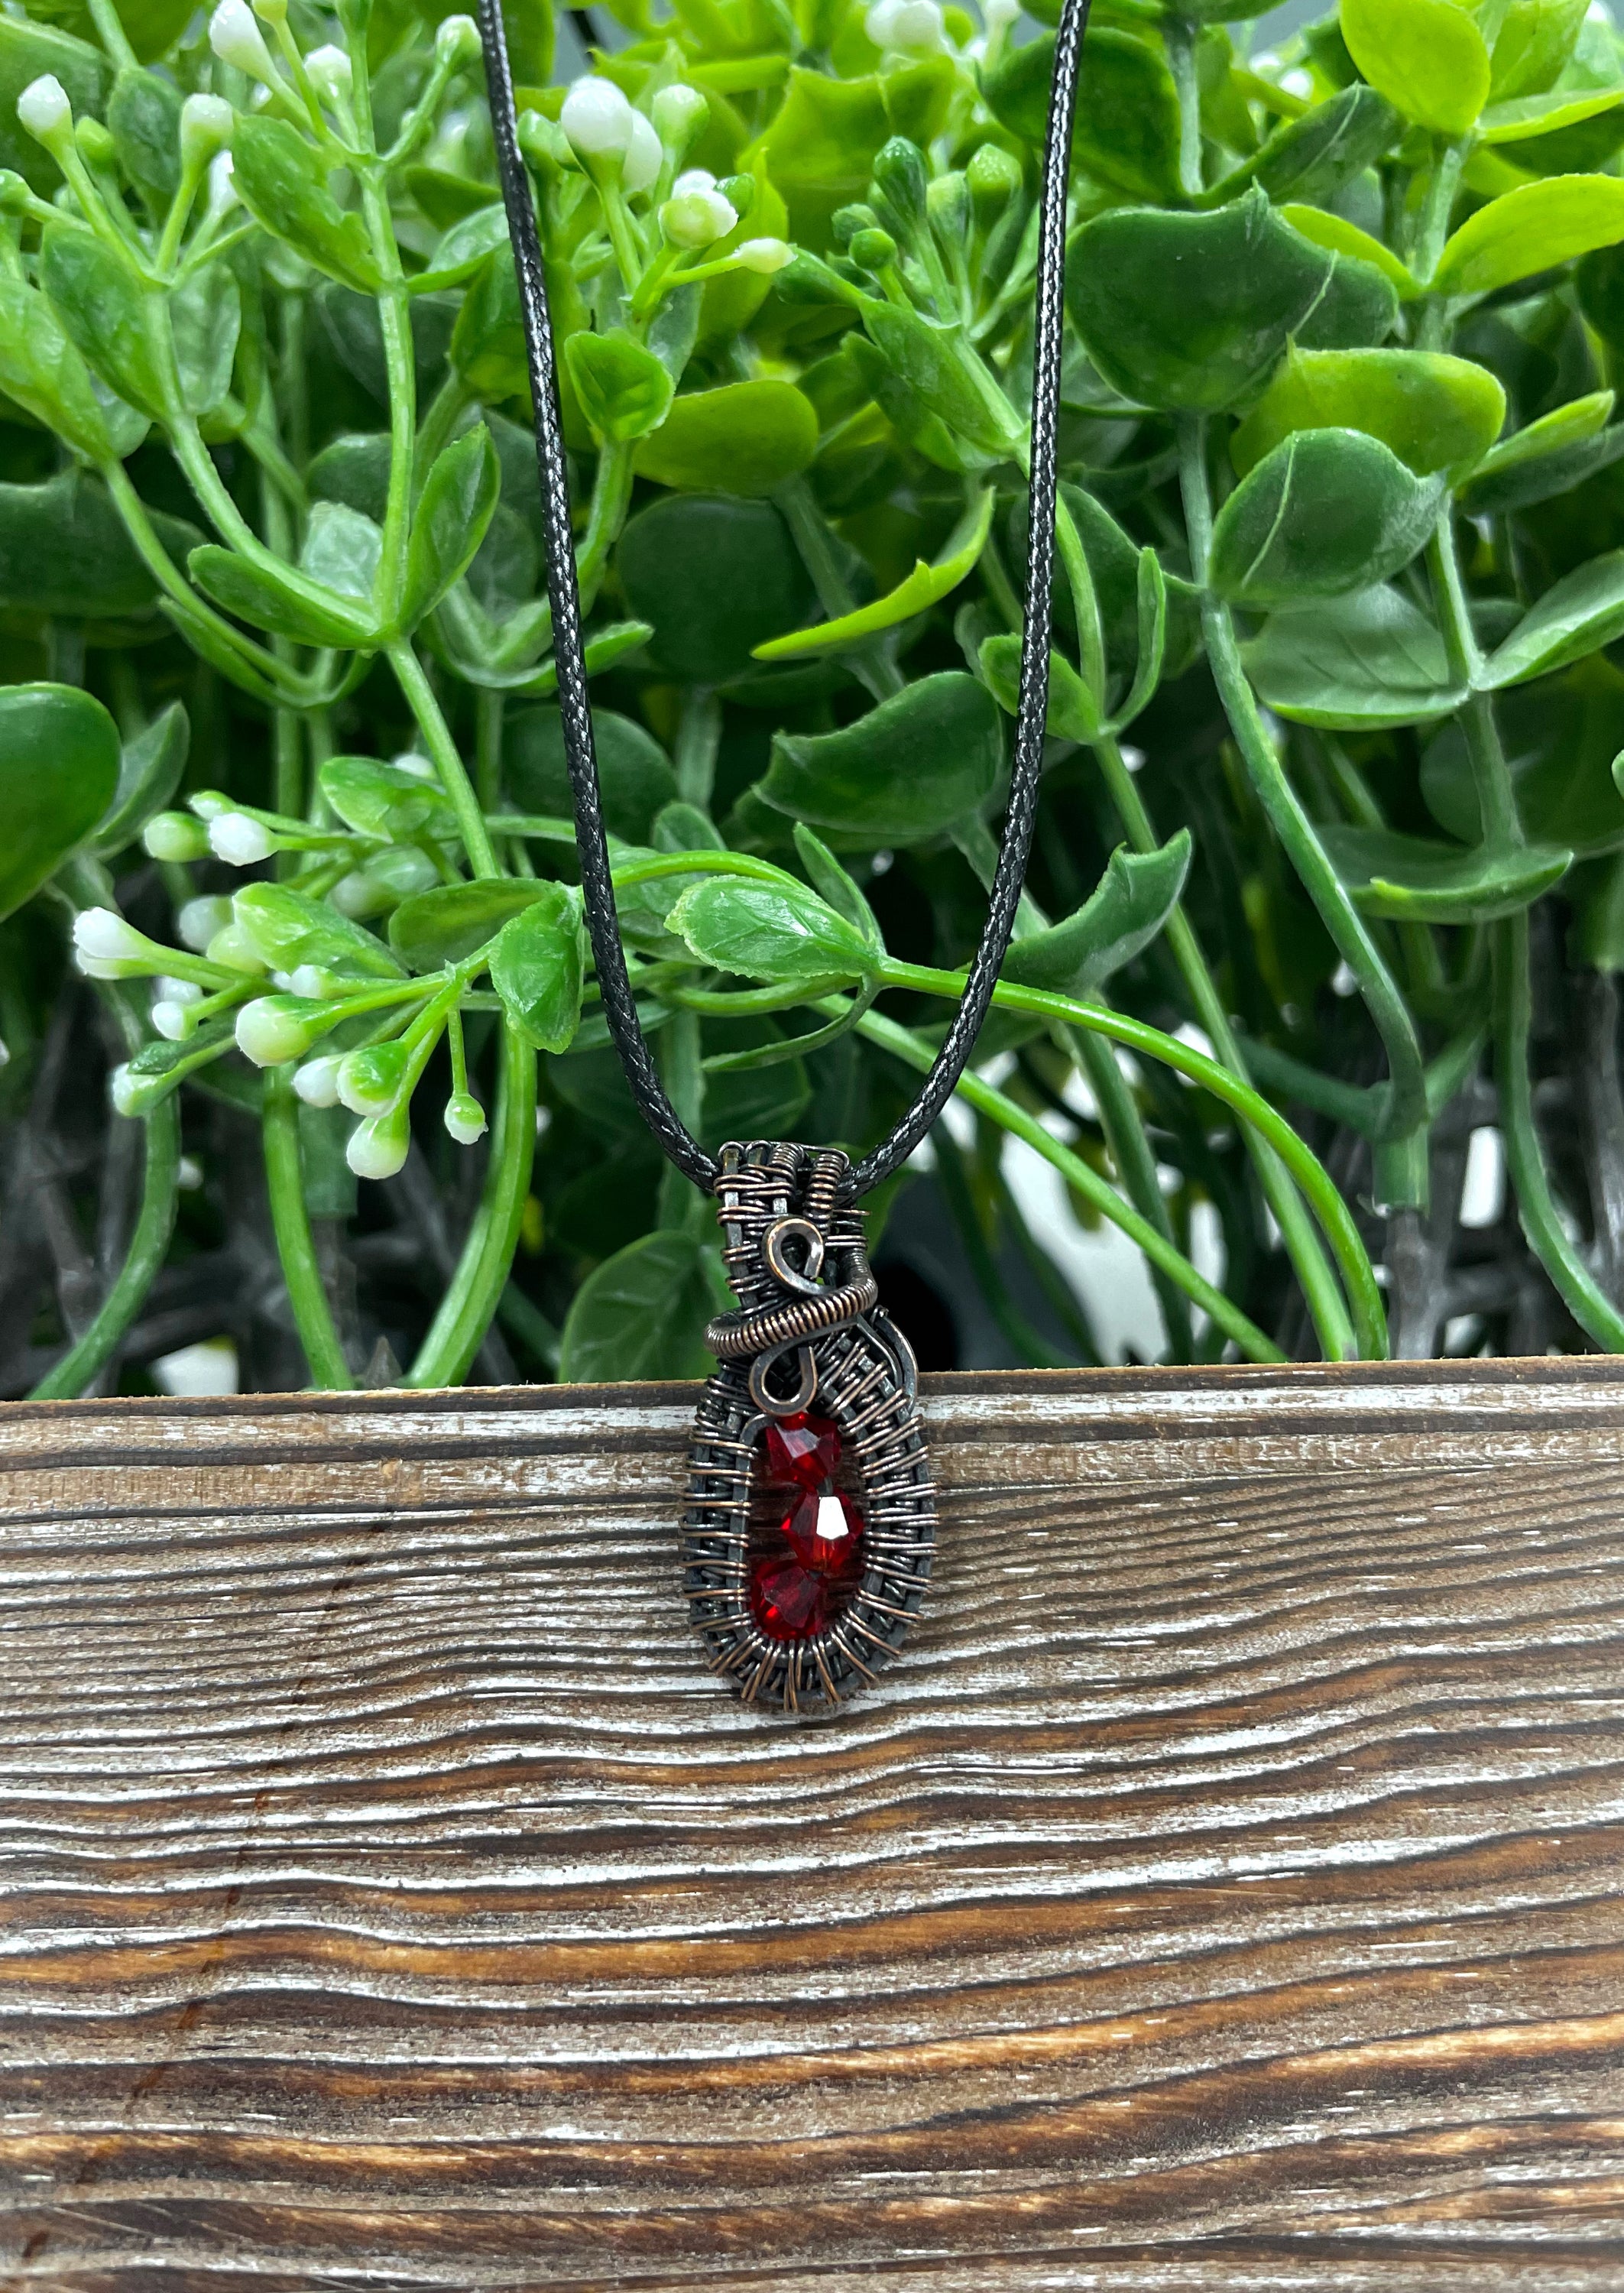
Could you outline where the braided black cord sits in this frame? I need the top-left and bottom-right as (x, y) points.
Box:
(477, 0), (1090, 1198)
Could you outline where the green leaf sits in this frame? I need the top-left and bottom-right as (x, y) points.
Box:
(507, 706), (676, 843)
(1489, 0), (1589, 99)
(1340, 0), (1491, 134)
(300, 500), (381, 604)
(984, 27), (1182, 203)
(0, 682), (119, 921)
(401, 423), (499, 630)
(307, 432), (391, 524)
(754, 487), (993, 660)
(107, 66), (180, 206)
(666, 874), (875, 984)
(489, 882), (585, 1052)
(232, 882), (403, 978)
(170, 262), (241, 420)
(41, 223), (164, 420)
(389, 877), (557, 971)
(632, 381), (818, 498)
(232, 116), (384, 294)
(558, 1228), (720, 1383)
(564, 330), (675, 447)
(0, 278), (121, 463)
(1003, 833), (1193, 997)
(188, 542), (375, 648)
(1209, 429), (1443, 606)
(88, 700), (187, 858)
(977, 634), (1098, 741)
(409, 203), (509, 295)
(1319, 822), (1572, 920)
(618, 496), (813, 682)
(862, 303), (1023, 458)
(1068, 187), (1399, 415)
(502, 620), (653, 698)
(1242, 585), (1466, 728)
(1457, 398), (1624, 514)
(1240, 84), (1400, 205)
(757, 670), (1004, 844)
(743, 66), (891, 248)
(0, 472), (199, 621)
(1231, 345), (1506, 478)
(792, 822), (883, 951)
(319, 755), (459, 842)
(1433, 174), (1624, 297)
(1277, 205), (1419, 299)
(1479, 88), (1624, 141)
(1482, 552), (1624, 687)
(449, 253), (529, 404)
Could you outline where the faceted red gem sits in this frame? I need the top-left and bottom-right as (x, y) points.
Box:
(783, 1487), (864, 1576)
(750, 1552), (835, 1641)
(747, 1487), (865, 1643)
(763, 1411), (841, 1491)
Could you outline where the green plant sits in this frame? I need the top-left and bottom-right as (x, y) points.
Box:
(6, 0), (1624, 1393)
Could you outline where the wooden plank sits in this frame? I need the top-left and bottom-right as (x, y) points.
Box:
(0, 1358), (1620, 2291)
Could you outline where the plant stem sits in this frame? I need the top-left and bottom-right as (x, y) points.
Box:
(1428, 514), (1522, 851)
(1493, 913), (1624, 1348)
(1177, 414), (1429, 1177)
(1088, 723), (1356, 1355)
(878, 959), (1389, 1358)
(1162, 15), (1204, 198)
(29, 1095), (180, 1398)
(775, 477), (904, 699)
(854, 1006), (1284, 1363)
(387, 640), (501, 877)
(407, 1023), (538, 1386)
(263, 1068), (355, 1389)
(1069, 1024), (1194, 1358)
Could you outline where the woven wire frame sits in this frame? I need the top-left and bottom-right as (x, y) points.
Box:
(681, 1144), (937, 1712)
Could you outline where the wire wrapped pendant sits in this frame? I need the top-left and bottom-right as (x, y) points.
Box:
(681, 1142), (936, 1712)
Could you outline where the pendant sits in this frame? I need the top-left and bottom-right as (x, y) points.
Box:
(681, 1141), (936, 1713)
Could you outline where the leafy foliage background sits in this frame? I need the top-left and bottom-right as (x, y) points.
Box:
(5, 0), (1624, 1393)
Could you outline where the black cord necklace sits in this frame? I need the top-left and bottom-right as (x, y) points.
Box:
(478, 0), (1090, 1712)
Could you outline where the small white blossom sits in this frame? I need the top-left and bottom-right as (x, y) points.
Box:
(866, 0), (945, 50)
(151, 998), (195, 1041)
(336, 1046), (403, 1116)
(622, 108), (662, 194)
(17, 75), (71, 148)
(209, 810), (274, 865)
(346, 1112), (410, 1179)
(109, 1063), (140, 1117)
(661, 176), (737, 249)
(180, 92), (234, 169)
(560, 76), (634, 161)
(444, 1091), (488, 1145)
(732, 236), (793, 274)
(390, 750), (437, 780)
(235, 996), (317, 1066)
(981, 0), (1018, 36)
(293, 1053), (343, 1108)
(206, 150), (238, 217)
(650, 82), (707, 151)
(73, 908), (148, 965)
(305, 43), (352, 105)
(209, 0), (279, 83)
(177, 894), (233, 952)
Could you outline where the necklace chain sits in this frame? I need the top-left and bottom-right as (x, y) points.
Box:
(476, 0), (1092, 1197)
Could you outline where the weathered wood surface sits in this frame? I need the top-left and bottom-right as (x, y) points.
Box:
(0, 1359), (1622, 2291)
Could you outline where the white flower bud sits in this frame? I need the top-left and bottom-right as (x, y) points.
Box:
(435, 11), (480, 64)
(329, 845), (439, 918)
(346, 1110), (410, 1180)
(560, 76), (634, 162)
(177, 894), (232, 952)
(209, 0), (278, 83)
(177, 1153), (203, 1189)
(235, 995), (319, 1066)
(293, 1052), (342, 1108)
(336, 1043), (407, 1116)
(444, 1091), (488, 1145)
(390, 750), (437, 780)
(151, 999), (195, 1041)
(209, 810), (274, 865)
(287, 962), (346, 1000)
(661, 183), (737, 249)
(109, 1062), (140, 1117)
(180, 92), (234, 168)
(73, 907), (150, 965)
(622, 107), (661, 196)
(982, 0), (1018, 33)
(651, 82), (707, 151)
(733, 236), (793, 274)
(159, 975), (205, 1007)
(18, 75), (71, 148)
(206, 922), (270, 975)
(867, 0), (945, 49)
(206, 149), (237, 216)
(305, 44), (352, 105)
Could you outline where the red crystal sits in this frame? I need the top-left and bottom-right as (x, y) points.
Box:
(783, 1486), (864, 1575)
(763, 1411), (841, 1491)
(750, 1552), (837, 1640)
(747, 1445), (866, 1645)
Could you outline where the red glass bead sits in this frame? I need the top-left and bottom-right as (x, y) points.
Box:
(783, 1487), (864, 1575)
(763, 1411), (841, 1491)
(749, 1552), (835, 1641)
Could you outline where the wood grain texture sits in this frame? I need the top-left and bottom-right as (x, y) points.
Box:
(0, 1358), (1622, 2291)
